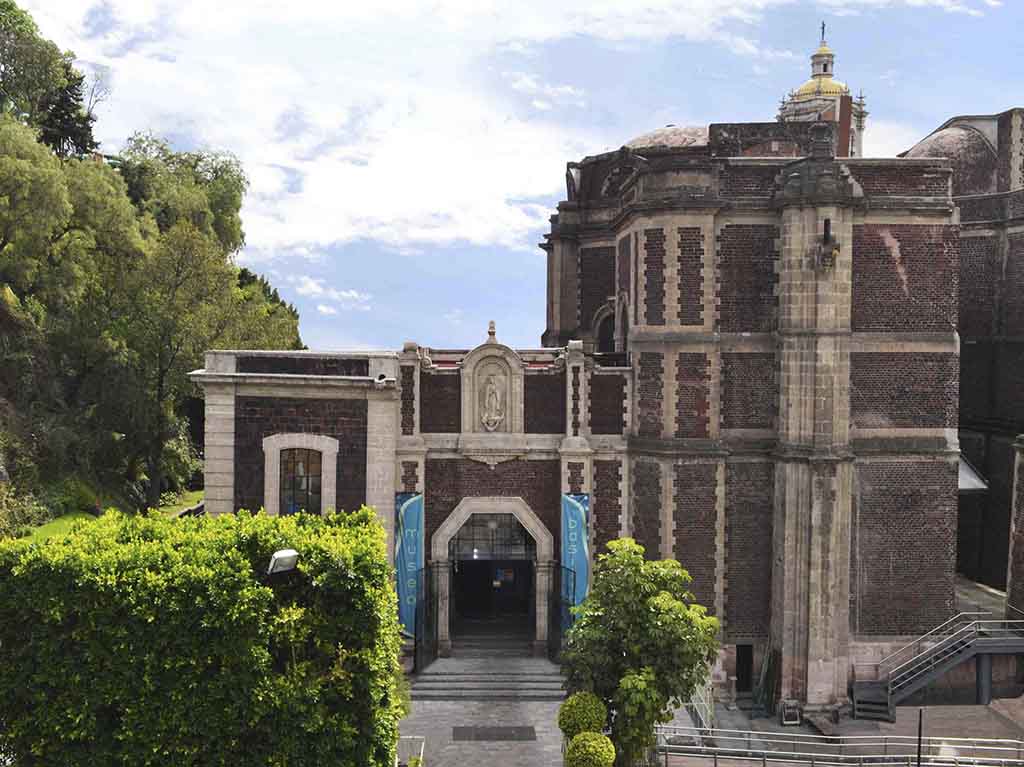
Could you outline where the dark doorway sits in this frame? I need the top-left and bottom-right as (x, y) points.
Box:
(448, 513), (537, 641)
(453, 560), (533, 620)
(736, 644), (753, 693)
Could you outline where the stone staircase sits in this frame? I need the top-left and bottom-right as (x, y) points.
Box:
(410, 620), (565, 701)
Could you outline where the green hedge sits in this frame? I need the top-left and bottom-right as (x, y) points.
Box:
(0, 507), (403, 766)
(565, 731), (615, 767)
(558, 691), (607, 741)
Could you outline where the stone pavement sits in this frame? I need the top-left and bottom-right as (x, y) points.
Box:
(400, 698), (564, 767)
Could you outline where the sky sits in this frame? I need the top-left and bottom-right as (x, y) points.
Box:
(21, 0), (1024, 351)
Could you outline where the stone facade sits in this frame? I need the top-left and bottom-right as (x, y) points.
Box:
(191, 98), (982, 710)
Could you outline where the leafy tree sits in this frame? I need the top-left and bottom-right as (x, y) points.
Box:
(37, 56), (97, 157)
(563, 538), (719, 766)
(0, 2), (96, 155)
(124, 220), (237, 508)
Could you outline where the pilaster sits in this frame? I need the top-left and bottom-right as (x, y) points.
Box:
(771, 144), (860, 708)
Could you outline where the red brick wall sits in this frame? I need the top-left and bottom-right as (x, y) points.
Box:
(959, 236), (999, 338)
(672, 463), (717, 614)
(400, 365), (415, 436)
(420, 372), (461, 433)
(236, 356), (369, 376)
(401, 461), (418, 493)
(717, 225), (779, 333)
(233, 397), (367, 514)
(851, 353), (958, 429)
(589, 373), (626, 435)
(617, 235), (631, 297)
(525, 372), (566, 434)
(1004, 235), (1024, 337)
(424, 459), (561, 561)
(721, 165), (779, 197)
(853, 461), (956, 635)
(565, 462), (584, 495)
(675, 353), (710, 439)
(851, 224), (958, 333)
(725, 461), (773, 638)
(593, 459), (622, 556)
(677, 227), (704, 326)
(960, 343), (993, 424)
(722, 353), (776, 429)
(637, 352), (664, 438)
(995, 345), (1024, 429)
(644, 229), (666, 325)
(579, 246), (616, 331)
(632, 460), (662, 560)
(849, 166), (950, 196)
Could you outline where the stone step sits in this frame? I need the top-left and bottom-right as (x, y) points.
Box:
(412, 679), (564, 689)
(414, 673), (563, 681)
(410, 689), (566, 701)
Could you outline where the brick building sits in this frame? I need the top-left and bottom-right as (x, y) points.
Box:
(191, 38), (995, 712)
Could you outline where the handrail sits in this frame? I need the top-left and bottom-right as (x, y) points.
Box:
(852, 612), (991, 676)
(889, 619), (1024, 682)
(655, 725), (1024, 748)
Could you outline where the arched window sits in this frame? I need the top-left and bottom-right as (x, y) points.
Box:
(280, 448), (322, 515)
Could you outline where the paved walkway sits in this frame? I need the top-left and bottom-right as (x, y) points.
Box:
(400, 655), (565, 767)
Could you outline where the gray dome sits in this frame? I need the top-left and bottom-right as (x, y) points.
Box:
(905, 125), (997, 196)
(625, 125), (709, 150)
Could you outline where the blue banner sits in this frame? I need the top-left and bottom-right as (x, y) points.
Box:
(561, 493), (590, 606)
(395, 493), (424, 636)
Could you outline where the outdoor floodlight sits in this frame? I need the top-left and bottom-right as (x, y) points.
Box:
(267, 548), (299, 576)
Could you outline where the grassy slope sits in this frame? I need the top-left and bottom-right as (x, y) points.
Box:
(21, 490), (205, 543)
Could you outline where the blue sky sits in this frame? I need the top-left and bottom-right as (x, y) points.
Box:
(23, 0), (1023, 351)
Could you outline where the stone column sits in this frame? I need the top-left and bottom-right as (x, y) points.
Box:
(771, 149), (860, 709)
(436, 559), (452, 657)
(1006, 437), (1024, 617)
(367, 394), (399, 562)
(534, 560), (554, 656)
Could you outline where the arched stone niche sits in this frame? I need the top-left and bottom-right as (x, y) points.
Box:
(460, 325), (525, 434)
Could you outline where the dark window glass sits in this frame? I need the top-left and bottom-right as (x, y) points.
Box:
(280, 448), (322, 515)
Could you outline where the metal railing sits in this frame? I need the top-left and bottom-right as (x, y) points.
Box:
(684, 672), (716, 731)
(888, 619), (1024, 691)
(654, 725), (1024, 766)
(396, 735), (425, 766)
(852, 612), (990, 682)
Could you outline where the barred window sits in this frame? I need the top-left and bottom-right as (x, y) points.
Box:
(280, 448), (321, 515)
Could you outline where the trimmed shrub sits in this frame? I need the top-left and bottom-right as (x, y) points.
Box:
(558, 691), (607, 740)
(566, 732), (615, 767)
(0, 507), (403, 766)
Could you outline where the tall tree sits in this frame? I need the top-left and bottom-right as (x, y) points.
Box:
(38, 56), (97, 157)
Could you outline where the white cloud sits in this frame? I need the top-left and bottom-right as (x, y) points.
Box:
(863, 119), (926, 157)
(503, 72), (586, 108)
(21, 0), (999, 263)
(288, 275), (372, 310)
(316, 304), (338, 316)
(443, 309), (465, 325)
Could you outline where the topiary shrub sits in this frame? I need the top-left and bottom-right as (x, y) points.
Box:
(566, 731), (615, 767)
(0, 507), (403, 766)
(558, 690), (607, 740)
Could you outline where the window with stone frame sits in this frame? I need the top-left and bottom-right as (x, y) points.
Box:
(279, 448), (322, 515)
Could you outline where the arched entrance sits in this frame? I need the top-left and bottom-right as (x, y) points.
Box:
(432, 496), (555, 657)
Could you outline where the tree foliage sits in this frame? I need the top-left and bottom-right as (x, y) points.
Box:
(0, 97), (301, 512)
(0, 508), (403, 766)
(563, 538), (719, 766)
(0, 1), (96, 156)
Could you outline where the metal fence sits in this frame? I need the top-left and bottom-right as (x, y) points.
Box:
(548, 565), (575, 661)
(413, 566), (438, 673)
(653, 725), (1024, 767)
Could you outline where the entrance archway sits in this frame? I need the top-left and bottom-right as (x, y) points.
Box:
(432, 496), (555, 656)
